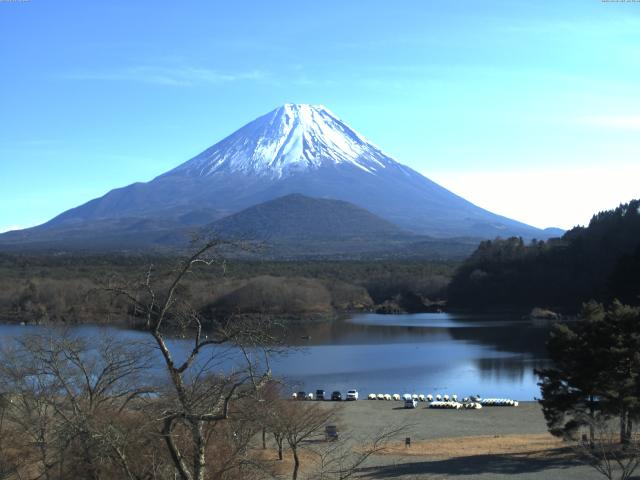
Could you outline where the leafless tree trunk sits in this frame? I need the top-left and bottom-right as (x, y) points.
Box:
(291, 444), (301, 480)
(275, 432), (285, 460)
(0, 393), (18, 480)
(109, 240), (280, 480)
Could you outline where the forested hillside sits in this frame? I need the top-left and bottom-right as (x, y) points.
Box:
(0, 255), (454, 324)
(448, 199), (640, 311)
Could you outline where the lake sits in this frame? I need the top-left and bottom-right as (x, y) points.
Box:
(0, 313), (551, 400)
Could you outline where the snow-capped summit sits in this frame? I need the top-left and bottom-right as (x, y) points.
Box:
(167, 103), (397, 178)
(5, 103), (557, 248)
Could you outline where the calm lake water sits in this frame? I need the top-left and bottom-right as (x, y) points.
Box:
(0, 313), (551, 400)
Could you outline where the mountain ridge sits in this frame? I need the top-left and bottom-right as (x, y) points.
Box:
(208, 193), (405, 241)
(0, 103), (562, 253)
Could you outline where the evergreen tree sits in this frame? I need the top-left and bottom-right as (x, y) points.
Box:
(448, 199), (640, 310)
(537, 300), (640, 444)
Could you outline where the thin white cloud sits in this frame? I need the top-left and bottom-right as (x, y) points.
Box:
(62, 65), (267, 87)
(428, 165), (640, 231)
(577, 115), (640, 130)
(0, 225), (25, 233)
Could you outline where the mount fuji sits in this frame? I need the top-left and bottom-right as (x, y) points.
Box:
(0, 104), (559, 253)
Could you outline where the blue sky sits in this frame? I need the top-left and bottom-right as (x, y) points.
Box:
(1, 0), (639, 231)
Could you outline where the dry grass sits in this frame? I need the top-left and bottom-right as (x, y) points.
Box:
(378, 433), (567, 459)
(251, 446), (324, 476)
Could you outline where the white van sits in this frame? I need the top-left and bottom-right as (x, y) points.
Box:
(404, 398), (418, 409)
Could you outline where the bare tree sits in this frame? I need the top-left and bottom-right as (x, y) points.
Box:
(202, 404), (268, 480)
(279, 402), (336, 480)
(109, 240), (279, 480)
(0, 343), (57, 480)
(575, 416), (640, 480)
(0, 330), (159, 480)
(304, 424), (407, 480)
(247, 380), (283, 453)
(260, 398), (407, 480)
(0, 393), (19, 480)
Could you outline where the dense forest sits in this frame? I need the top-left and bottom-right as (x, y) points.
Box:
(3, 199), (639, 323)
(448, 199), (640, 311)
(0, 254), (454, 324)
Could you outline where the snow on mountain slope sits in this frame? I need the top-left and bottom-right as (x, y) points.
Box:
(1, 103), (562, 249)
(166, 104), (401, 178)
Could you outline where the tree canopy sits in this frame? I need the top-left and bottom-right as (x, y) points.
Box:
(448, 199), (640, 311)
(537, 300), (640, 443)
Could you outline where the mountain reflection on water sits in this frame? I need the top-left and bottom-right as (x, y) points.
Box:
(280, 313), (551, 399)
(0, 313), (552, 400)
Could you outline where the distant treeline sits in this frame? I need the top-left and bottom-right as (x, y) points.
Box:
(448, 199), (640, 311)
(0, 254), (455, 324)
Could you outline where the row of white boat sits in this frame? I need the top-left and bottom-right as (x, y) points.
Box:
(480, 398), (520, 407)
(429, 401), (482, 410)
(368, 393), (519, 408)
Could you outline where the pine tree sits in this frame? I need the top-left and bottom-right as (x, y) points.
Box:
(537, 300), (640, 444)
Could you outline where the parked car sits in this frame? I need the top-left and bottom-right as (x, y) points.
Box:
(316, 389), (325, 400)
(331, 391), (342, 401)
(346, 390), (359, 401)
(404, 398), (418, 409)
(324, 424), (338, 441)
(296, 391), (306, 400)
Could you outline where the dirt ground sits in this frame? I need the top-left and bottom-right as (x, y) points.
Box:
(378, 433), (565, 458)
(294, 400), (611, 479)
